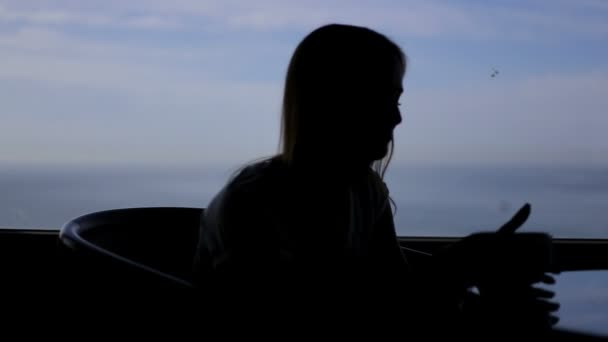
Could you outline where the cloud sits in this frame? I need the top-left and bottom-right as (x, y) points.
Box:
(0, 3), (110, 26)
(487, 4), (608, 40)
(124, 15), (183, 30)
(215, 1), (477, 37)
(0, 3), (181, 30)
(0, 1), (606, 40)
(0, 27), (287, 89)
(0, 27), (283, 164)
(0, 2), (606, 165)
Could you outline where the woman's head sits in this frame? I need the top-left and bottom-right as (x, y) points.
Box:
(280, 24), (406, 176)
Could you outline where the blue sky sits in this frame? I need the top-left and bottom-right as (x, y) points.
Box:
(0, 0), (607, 166)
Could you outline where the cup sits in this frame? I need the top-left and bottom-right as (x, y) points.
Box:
(462, 232), (554, 286)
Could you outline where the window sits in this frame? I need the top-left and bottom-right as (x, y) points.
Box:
(1, 1), (605, 235)
(0, 0), (605, 335)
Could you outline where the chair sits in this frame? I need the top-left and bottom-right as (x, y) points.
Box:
(59, 207), (203, 289)
(59, 206), (435, 290)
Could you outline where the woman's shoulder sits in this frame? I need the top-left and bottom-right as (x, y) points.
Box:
(225, 157), (286, 194)
(202, 157), (286, 234)
(207, 157), (287, 215)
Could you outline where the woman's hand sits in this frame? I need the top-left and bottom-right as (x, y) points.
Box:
(430, 204), (560, 332)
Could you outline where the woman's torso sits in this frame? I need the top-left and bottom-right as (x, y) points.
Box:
(195, 158), (390, 275)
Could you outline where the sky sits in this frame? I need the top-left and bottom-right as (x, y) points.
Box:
(0, 0), (607, 167)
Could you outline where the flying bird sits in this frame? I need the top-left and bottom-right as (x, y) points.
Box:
(491, 68), (499, 78)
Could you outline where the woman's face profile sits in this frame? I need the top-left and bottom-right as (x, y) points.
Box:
(339, 59), (404, 164)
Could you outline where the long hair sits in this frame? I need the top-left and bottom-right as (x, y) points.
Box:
(279, 24), (406, 180)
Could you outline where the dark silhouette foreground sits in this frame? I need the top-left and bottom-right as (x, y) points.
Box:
(191, 24), (602, 340)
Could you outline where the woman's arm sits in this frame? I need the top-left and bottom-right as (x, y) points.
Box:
(370, 204), (410, 278)
(371, 202), (469, 329)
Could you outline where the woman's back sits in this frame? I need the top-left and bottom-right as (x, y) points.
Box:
(194, 158), (394, 280)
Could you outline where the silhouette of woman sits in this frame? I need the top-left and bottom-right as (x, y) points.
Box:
(193, 23), (562, 337)
(195, 24), (406, 279)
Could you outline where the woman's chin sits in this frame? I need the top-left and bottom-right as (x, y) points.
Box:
(367, 145), (389, 162)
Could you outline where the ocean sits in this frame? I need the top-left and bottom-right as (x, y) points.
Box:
(0, 162), (606, 335)
(1, 163), (605, 237)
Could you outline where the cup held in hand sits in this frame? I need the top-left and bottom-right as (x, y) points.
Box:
(463, 232), (553, 286)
